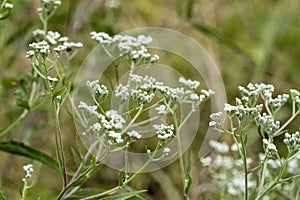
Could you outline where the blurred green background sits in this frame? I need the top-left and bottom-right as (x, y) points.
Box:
(0, 0), (300, 199)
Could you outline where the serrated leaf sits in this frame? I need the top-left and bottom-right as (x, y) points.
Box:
(99, 190), (147, 200)
(0, 141), (59, 171)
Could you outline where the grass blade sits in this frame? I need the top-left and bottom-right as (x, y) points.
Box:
(99, 190), (147, 200)
(193, 23), (252, 60)
(0, 141), (59, 171)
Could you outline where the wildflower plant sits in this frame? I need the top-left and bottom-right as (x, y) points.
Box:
(204, 83), (300, 199)
(20, 164), (34, 200)
(0, 1), (222, 199)
(72, 31), (214, 199)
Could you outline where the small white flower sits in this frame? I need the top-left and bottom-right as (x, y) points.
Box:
(115, 84), (129, 103)
(163, 147), (171, 156)
(209, 140), (229, 154)
(153, 124), (174, 141)
(200, 157), (212, 167)
(155, 105), (166, 115)
(47, 76), (59, 82)
(127, 130), (141, 139)
(23, 164), (33, 181)
(179, 77), (200, 90)
(231, 143), (241, 152)
(4, 3), (13, 9)
(33, 29), (45, 37)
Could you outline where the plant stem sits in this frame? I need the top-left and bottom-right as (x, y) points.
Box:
(241, 134), (248, 200)
(256, 158), (288, 199)
(257, 157), (267, 196)
(81, 145), (160, 200)
(173, 113), (187, 198)
(54, 106), (68, 188)
(274, 110), (300, 136)
(0, 109), (28, 138)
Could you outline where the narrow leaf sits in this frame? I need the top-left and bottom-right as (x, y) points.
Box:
(31, 64), (46, 80)
(70, 188), (105, 198)
(186, 0), (195, 19)
(193, 23), (252, 60)
(124, 185), (148, 200)
(70, 147), (81, 167)
(100, 190), (147, 200)
(184, 149), (192, 197)
(118, 170), (125, 186)
(0, 141), (59, 171)
(0, 180), (7, 200)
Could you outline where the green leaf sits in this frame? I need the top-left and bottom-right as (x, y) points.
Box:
(0, 7), (12, 20)
(186, 0), (195, 19)
(0, 180), (7, 200)
(0, 141), (59, 171)
(31, 63), (46, 80)
(99, 190), (147, 200)
(70, 147), (81, 167)
(70, 188), (105, 198)
(184, 149), (192, 197)
(193, 23), (252, 60)
(118, 170), (125, 186)
(124, 185), (148, 200)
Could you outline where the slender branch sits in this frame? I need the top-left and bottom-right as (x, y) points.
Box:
(54, 106), (68, 188)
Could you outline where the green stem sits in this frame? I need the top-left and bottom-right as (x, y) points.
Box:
(57, 164), (101, 200)
(257, 156), (267, 196)
(121, 106), (143, 134)
(0, 109), (28, 138)
(173, 113), (186, 198)
(274, 110), (300, 136)
(256, 158), (288, 200)
(81, 145), (160, 200)
(54, 105), (68, 188)
(241, 135), (248, 200)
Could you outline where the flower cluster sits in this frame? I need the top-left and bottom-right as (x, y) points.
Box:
(91, 32), (159, 64)
(179, 77), (200, 90)
(26, 30), (83, 60)
(79, 103), (127, 144)
(86, 80), (109, 103)
(22, 164), (33, 182)
(284, 131), (300, 150)
(201, 140), (255, 197)
(37, 0), (61, 15)
(256, 113), (280, 135)
(127, 130), (142, 140)
(153, 124), (174, 142)
(27, 41), (50, 58)
(290, 89), (300, 108)
(262, 139), (278, 155)
(156, 105), (166, 115)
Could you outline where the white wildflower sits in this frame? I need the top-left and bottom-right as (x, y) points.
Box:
(156, 105), (166, 115)
(127, 130), (141, 139)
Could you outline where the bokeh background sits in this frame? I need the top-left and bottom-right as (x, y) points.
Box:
(0, 0), (300, 199)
